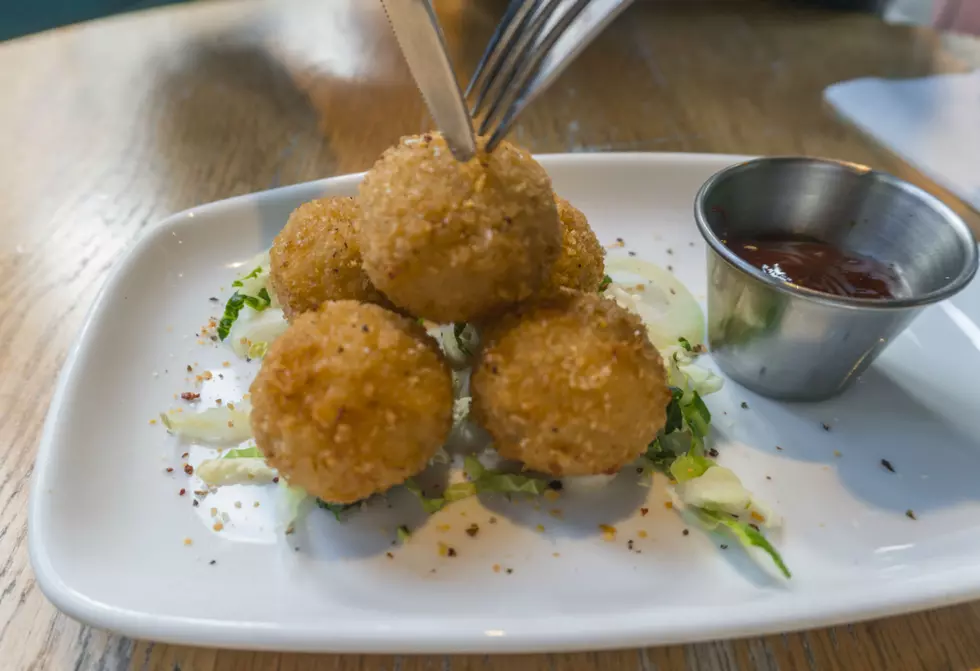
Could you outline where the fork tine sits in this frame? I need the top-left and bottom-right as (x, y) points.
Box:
(480, 0), (591, 142)
(465, 0), (524, 100)
(476, 0), (568, 137)
(468, 0), (541, 121)
(486, 0), (634, 153)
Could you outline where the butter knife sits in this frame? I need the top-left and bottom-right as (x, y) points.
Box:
(380, 0), (477, 161)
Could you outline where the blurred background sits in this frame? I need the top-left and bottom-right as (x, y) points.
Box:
(2, 0), (979, 42)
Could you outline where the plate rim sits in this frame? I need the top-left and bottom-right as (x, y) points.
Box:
(29, 151), (980, 653)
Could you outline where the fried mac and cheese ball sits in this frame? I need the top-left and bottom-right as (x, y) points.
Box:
(269, 197), (388, 320)
(357, 133), (561, 323)
(471, 291), (670, 476)
(250, 301), (453, 503)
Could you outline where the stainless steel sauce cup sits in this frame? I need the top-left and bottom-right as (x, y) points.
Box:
(694, 157), (978, 401)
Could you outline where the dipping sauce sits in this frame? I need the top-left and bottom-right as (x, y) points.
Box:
(728, 238), (902, 299)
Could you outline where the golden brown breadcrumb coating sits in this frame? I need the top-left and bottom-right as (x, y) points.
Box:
(269, 197), (388, 320)
(357, 133), (561, 323)
(540, 195), (605, 294)
(250, 301), (453, 503)
(471, 291), (670, 476)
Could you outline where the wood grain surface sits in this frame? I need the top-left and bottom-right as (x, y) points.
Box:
(2, 1), (979, 669)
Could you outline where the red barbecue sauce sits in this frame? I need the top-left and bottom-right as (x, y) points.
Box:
(728, 238), (902, 299)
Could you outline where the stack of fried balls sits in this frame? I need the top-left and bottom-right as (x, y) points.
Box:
(249, 133), (670, 504)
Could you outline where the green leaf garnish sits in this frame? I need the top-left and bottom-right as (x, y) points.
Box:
(453, 322), (471, 356)
(682, 391), (711, 441)
(598, 274), (612, 292)
(669, 453), (714, 483)
(231, 266), (263, 287)
(645, 438), (676, 472)
(663, 386), (684, 434)
(695, 508), (791, 578)
(444, 481), (478, 501)
(222, 445), (263, 459)
(463, 455), (486, 480)
(217, 288), (271, 340)
(404, 479), (447, 514)
(218, 293), (246, 340)
(406, 457), (549, 516)
(315, 498), (357, 521)
(678, 336), (693, 352)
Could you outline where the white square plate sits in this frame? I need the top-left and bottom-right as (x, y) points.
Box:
(29, 153), (980, 653)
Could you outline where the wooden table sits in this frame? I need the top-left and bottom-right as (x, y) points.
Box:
(2, 1), (979, 669)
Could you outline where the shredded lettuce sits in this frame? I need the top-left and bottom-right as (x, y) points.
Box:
(667, 347), (724, 400)
(196, 445), (270, 485)
(222, 445), (262, 459)
(675, 464), (778, 526)
(662, 387), (684, 434)
(197, 457), (276, 485)
(669, 453), (713, 483)
(279, 480), (310, 527)
(218, 289), (271, 340)
(315, 497), (358, 521)
(228, 306), (288, 359)
(232, 265), (263, 287)
(437, 323), (479, 369)
(463, 456), (550, 495)
(453, 323), (471, 356)
(694, 508), (791, 579)
(404, 456), (549, 514)
(218, 252), (276, 341)
(160, 401), (252, 444)
(639, 338), (789, 577)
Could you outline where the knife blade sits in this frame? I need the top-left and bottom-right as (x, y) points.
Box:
(380, 0), (476, 161)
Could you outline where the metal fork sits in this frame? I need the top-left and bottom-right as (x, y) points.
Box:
(467, 0), (636, 153)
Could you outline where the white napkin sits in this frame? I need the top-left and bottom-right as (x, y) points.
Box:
(824, 71), (980, 211)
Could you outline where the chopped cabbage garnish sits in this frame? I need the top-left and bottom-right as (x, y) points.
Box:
(674, 463), (779, 527)
(435, 323), (479, 369)
(604, 258), (705, 349)
(160, 401), (252, 444)
(404, 479), (452, 514)
(196, 457), (276, 485)
(692, 508), (791, 579)
(218, 251), (277, 341)
(404, 456), (549, 514)
(279, 479), (310, 527)
(463, 456), (550, 495)
(662, 454), (787, 576)
(228, 306), (288, 359)
(639, 338), (789, 578)
(218, 290), (271, 340)
(665, 346), (724, 401)
(315, 497), (356, 521)
(676, 464), (749, 510)
(668, 453), (713, 483)
(222, 445), (262, 459)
